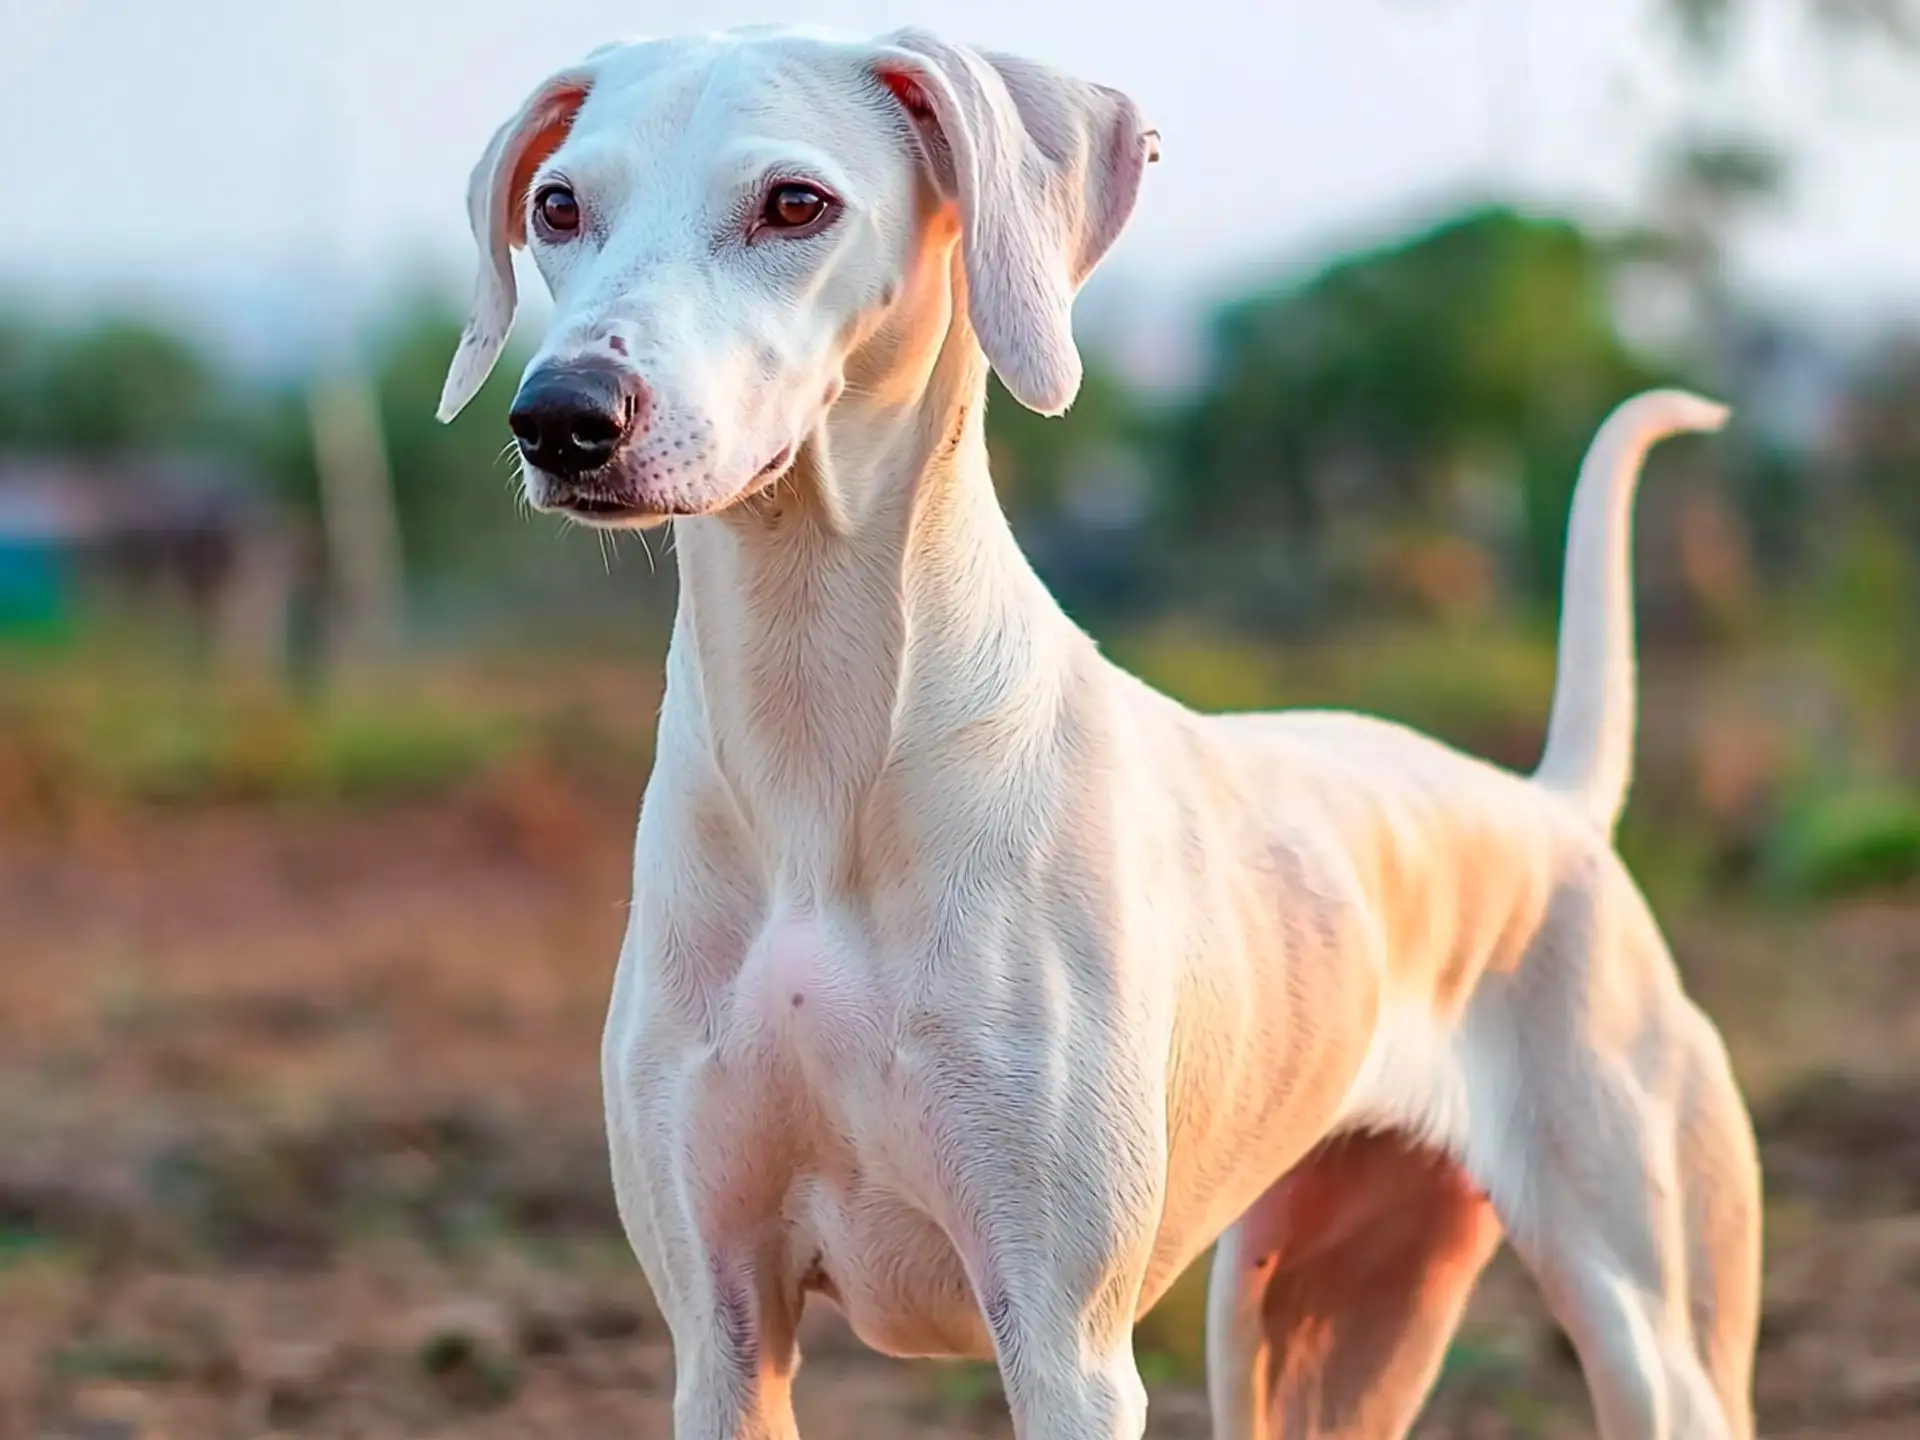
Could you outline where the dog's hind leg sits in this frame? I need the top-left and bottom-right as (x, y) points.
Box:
(1671, 1007), (1763, 1432)
(1481, 968), (1761, 1440)
(1206, 1131), (1502, 1440)
(1204, 1215), (1276, 1439)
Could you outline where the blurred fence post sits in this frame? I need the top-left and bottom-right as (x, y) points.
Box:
(216, 525), (298, 682)
(310, 371), (404, 668)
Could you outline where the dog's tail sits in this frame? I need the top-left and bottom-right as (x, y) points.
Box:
(1533, 388), (1731, 834)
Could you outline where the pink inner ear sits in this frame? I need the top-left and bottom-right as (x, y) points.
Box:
(878, 68), (934, 120)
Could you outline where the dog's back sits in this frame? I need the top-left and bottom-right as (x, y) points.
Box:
(1182, 387), (1736, 1036)
(1220, 706), (1590, 991)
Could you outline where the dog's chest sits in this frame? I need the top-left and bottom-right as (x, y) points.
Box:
(644, 909), (990, 1355)
(711, 910), (936, 1192)
(668, 910), (894, 1160)
(732, 912), (876, 1064)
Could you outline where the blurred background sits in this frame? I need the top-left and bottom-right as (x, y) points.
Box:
(2, 0), (1917, 1435)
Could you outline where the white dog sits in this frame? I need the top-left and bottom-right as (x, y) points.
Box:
(438, 25), (1761, 1440)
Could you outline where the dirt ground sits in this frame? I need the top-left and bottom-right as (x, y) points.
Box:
(2, 765), (1917, 1438)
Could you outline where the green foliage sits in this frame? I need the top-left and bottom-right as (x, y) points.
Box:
(0, 313), (217, 455)
(1268, 622), (1556, 750)
(925, 1359), (1003, 1414)
(1667, 0), (1920, 55)
(0, 660), (520, 809)
(1134, 1260), (1209, 1381)
(1110, 619), (1561, 771)
(417, 1324), (521, 1408)
(1105, 627), (1288, 713)
(1763, 781), (1920, 900)
(1815, 523), (1920, 711)
(372, 298), (539, 580)
(1834, 337), (1920, 555)
(984, 358), (1138, 517)
(1159, 206), (1672, 602)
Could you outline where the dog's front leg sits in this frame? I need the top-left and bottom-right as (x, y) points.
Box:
(964, 1180), (1159, 1440)
(661, 1267), (801, 1440)
(606, 1107), (804, 1440)
(604, 976), (801, 1438)
(923, 1028), (1168, 1440)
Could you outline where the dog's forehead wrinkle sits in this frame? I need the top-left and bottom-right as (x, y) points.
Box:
(577, 65), (707, 152)
(539, 132), (635, 196)
(585, 30), (879, 154)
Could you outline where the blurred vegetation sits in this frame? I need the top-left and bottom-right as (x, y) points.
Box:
(1764, 781), (1920, 900)
(1666, 0), (1920, 55)
(1158, 208), (1672, 615)
(0, 636), (653, 819)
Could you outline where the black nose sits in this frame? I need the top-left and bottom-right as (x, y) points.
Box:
(508, 361), (644, 478)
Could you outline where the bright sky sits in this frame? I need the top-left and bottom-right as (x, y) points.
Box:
(5, 0), (1919, 351)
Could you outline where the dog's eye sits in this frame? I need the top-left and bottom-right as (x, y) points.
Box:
(534, 184), (581, 237)
(761, 183), (832, 232)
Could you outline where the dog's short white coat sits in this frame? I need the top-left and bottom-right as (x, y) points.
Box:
(442, 25), (1763, 1440)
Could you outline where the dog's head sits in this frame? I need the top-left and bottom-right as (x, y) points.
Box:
(437, 26), (1157, 528)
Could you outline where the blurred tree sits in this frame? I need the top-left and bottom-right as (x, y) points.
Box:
(1842, 337), (1920, 551)
(0, 313), (217, 455)
(1623, 0), (1912, 292)
(1162, 206), (1671, 607)
(1828, 340), (1920, 686)
(0, 294), (541, 606)
(984, 359), (1138, 520)
(1639, 0), (1918, 610)
(1427, 0), (1917, 325)
(1667, 0), (1918, 53)
(0, 312), (37, 444)
(369, 299), (533, 582)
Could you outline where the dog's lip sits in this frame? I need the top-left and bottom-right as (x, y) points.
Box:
(550, 492), (644, 518)
(536, 485), (670, 527)
(756, 442), (796, 479)
(527, 444), (797, 527)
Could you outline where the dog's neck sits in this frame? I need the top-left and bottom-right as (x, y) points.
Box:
(665, 270), (1077, 907)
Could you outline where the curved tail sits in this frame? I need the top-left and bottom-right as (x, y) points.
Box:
(1533, 389), (1731, 833)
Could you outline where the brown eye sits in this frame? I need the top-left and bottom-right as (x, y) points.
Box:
(761, 183), (831, 231)
(534, 184), (580, 235)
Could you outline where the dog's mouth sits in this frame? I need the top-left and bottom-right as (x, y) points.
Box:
(554, 493), (653, 522)
(531, 443), (798, 529)
(754, 442), (796, 482)
(539, 487), (664, 529)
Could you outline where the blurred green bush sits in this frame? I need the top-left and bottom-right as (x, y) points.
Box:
(1763, 781), (1920, 900)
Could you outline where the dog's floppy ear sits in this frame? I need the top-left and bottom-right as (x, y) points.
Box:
(871, 31), (1157, 416)
(437, 65), (598, 423)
